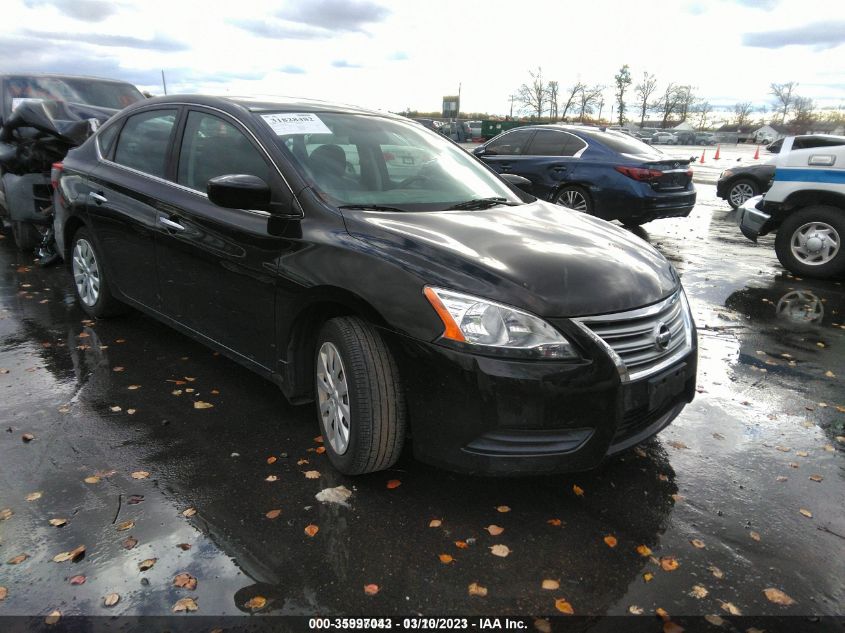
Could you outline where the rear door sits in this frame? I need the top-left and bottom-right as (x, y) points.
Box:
(520, 129), (587, 199)
(87, 107), (180, 309)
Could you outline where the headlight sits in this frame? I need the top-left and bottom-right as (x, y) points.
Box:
(423, 287), (579, 360)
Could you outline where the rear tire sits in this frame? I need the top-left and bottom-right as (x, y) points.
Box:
(726, 178), (760, 210)
(315, 316), (406, 475)
(70, 227), (126, 318)
(553, 185), (593, 214)
(11, 221), (41, 252)
(774, 206), (845, 279)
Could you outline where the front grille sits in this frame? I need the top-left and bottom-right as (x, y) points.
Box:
(577, 291), (691, 380)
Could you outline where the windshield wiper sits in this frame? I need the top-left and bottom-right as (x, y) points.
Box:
(337, 204), (410, 212)
(446, 197), (518, 210)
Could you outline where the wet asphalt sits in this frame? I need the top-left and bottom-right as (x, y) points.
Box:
(0, 185), (843, 621)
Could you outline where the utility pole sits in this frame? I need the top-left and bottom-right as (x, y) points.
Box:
(161, 70), (168, 95)
(509, 94), (516, 119)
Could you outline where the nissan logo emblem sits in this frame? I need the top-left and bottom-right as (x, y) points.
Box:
(653, 322), (672, 351)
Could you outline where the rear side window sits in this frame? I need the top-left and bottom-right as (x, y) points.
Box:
(526, 130), (567, 156)
(793, 137), (845, 150)
(580, 130), (654, 156)
(484, 129), (535, 155)
(177, 111), (271, 193)
(113, 109), (177, 178)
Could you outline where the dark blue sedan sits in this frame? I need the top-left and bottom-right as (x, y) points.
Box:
(473, 125), (696, 226)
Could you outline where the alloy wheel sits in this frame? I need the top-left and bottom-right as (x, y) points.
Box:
(789, 221), (840, 266)
(72, 238), (101, 307)
(729, 182), (755, 207)
(316, 342), (351, 455)
(555, 189), (588, 212)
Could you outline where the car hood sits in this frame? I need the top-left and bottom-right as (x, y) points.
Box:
(342, 199), (678, 317)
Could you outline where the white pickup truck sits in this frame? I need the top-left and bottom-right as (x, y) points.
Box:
(737, 134), (845, 278)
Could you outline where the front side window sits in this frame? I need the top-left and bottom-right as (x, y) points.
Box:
(259, 112), (522, 210)
(484, 129), (534, 156)
(113, 109), (177, 178)
(177, 111), (271, 192)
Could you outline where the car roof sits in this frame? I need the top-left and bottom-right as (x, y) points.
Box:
(0, 73), (136, 85)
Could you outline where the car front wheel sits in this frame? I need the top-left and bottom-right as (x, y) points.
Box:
(774, 206), (845, 279)
(315, 316), (406, 475)
(727, 178), (759, 209)
(70, 227), (125, 318)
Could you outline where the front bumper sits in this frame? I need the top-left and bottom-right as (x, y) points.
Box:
(385, 324), (697, 476)
(736, 194), (771, 241)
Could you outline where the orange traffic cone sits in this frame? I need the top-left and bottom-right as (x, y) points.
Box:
(754, 145), (760, 160)
(700, 150), (706, 164)
(714, 144), (721, 160)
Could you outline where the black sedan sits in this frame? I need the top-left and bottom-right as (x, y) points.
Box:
(54, 95), (696, 476)
(716, 162), (775, 209)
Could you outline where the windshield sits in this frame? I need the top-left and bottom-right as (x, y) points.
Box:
(3, 76), (143, 113)
(258, 111), (522, 211)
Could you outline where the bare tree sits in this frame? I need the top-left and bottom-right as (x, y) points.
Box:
(635, 72), (658, 127)
(614, 64), (632, 126)
(654, 83), (683, 128)
(578, 84), (604, 122)
(734, 102), (754, 128)
(547, 80), (559, 120)
(676, 85), (696, 121)
(691, 101), (713, 131)
(791, 96), (816, 130)
(770, 81), (797, 125)
(515, 67), (547, 118)
(561, 82), (584, 121)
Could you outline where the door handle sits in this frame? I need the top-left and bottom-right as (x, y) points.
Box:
(89, 192), (108, 204)
(158, 216), (185, 231)
(551, 165), (568, 172)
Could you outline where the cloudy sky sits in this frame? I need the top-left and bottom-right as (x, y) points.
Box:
(2, 0), (844, 117)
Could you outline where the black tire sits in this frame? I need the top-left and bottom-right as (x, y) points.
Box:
(11, 221), (41, 252)
(69, 227), (126, 318)
(553, 185), (593, 214)
(774, 206), (845, 279)
(726, 178), (760, 210)
(314, 316), (406, 475)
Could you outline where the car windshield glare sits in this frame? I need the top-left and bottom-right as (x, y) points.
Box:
(259, 112), (522, 211)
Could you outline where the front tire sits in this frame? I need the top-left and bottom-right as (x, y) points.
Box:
(553, 185), (593, 214)
(70, 227), (125, 318)
(774, 206), (845, 279)
(727, 178), (759, 209)
(315, 316), (406, 475)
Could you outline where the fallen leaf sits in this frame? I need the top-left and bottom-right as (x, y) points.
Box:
(112, 366), (124, 372)
(116, 520), (134, 531)
(825, 370), (835, 378)
(315, 446), (326, 454)
(799, 508), (813, 518)
(182, 508), (197, 518)
(177, 543), (192, 551)
(193, 401), (214, 409)
(628, 605), (643, 615)
(823, 444), (835, 452)
(315, 485), (352, 506)
(25, 491), (42, 501)
(690, 539), (705, 549)
(572, 484), (584, 496)
(776, 476), (788, 482)
(303, 470), (320, 479)
(172, 597), (198, 613)
(109, 406), (122, 412)
(364, 584), (380, 596)
(809, 474), (823, 482)
(604, 535), (618, 548)
(671, 494), (685, 503)
(485, 525), (504, 536)
(171, 390), (183, 396)
(314, 435), (324, 443)
(185, 388), (195, 393)
(386, 479), (401, 489)
(0, 587), (7, 600)
(496, 505), (511, 513)
(750, 531), (761, 541)
(658, 474), (669, 482)
(643, 572), (654, 582)
(789, 462), (800, 468)
(115, 338), (126, 343)
(7, 554), (28, 565)
(763, 587), (795, 606)
(490, 544), (511, 557)
(49, 518), (67, 527)
(467, 582), (487, 597)
(689, 585), (708, 599)
(546, 518), (562, 526)
(265, 509), (282, 519)
(429, 519), (442, 528)
(721, 601), (742, 615)
(84, 476), (100, 484)
(439, 554), (454, 564)
(103, 593), (120, 607)
(184, 376), (196, 382)
(776, 446), (790, 452)
(22, 433), (34, 442)
(541, 579), (559, 590)
(128, 409), (138, 415)
(296, 459), (309, 465)
(128, 385), (141, 390)
(660, 556), (679, 571)
(0, 508), (13, 521)
(304, 524), (319, 537)
(45, 610), (61, 625)
(173, 572), (197, 590)
(655, 608), (670, 621)
(455, 540), (469, 549)
(554, 598), (574, 614)
(131, 471), (150, 479)
(244, 596), (267, 611)
(139, 558), (157, 571)
(122, 537), (138, 550)
(267, 456), (277, 464)
(667, 440), (689, 449)
(796, 450), (809, 457)
(708, 565), (724, 579)
(265, 475), (279, 482)
(69, 575), (86, 585)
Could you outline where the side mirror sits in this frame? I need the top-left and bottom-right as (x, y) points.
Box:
(207, 174), (271, 211)
(473, 146), (487, 156)
(500, 173), (532, 192)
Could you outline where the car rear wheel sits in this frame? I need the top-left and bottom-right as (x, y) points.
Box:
(727, 179), (759, 209)
(70, 227), (126, 318)
(11, 221), (41, 252)
(315, 316), (406, 475)
(774, 206), (845, 279)
(553, 186), (592, 214)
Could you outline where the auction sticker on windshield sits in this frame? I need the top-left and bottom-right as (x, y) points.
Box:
(261, 113), (332, 135)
